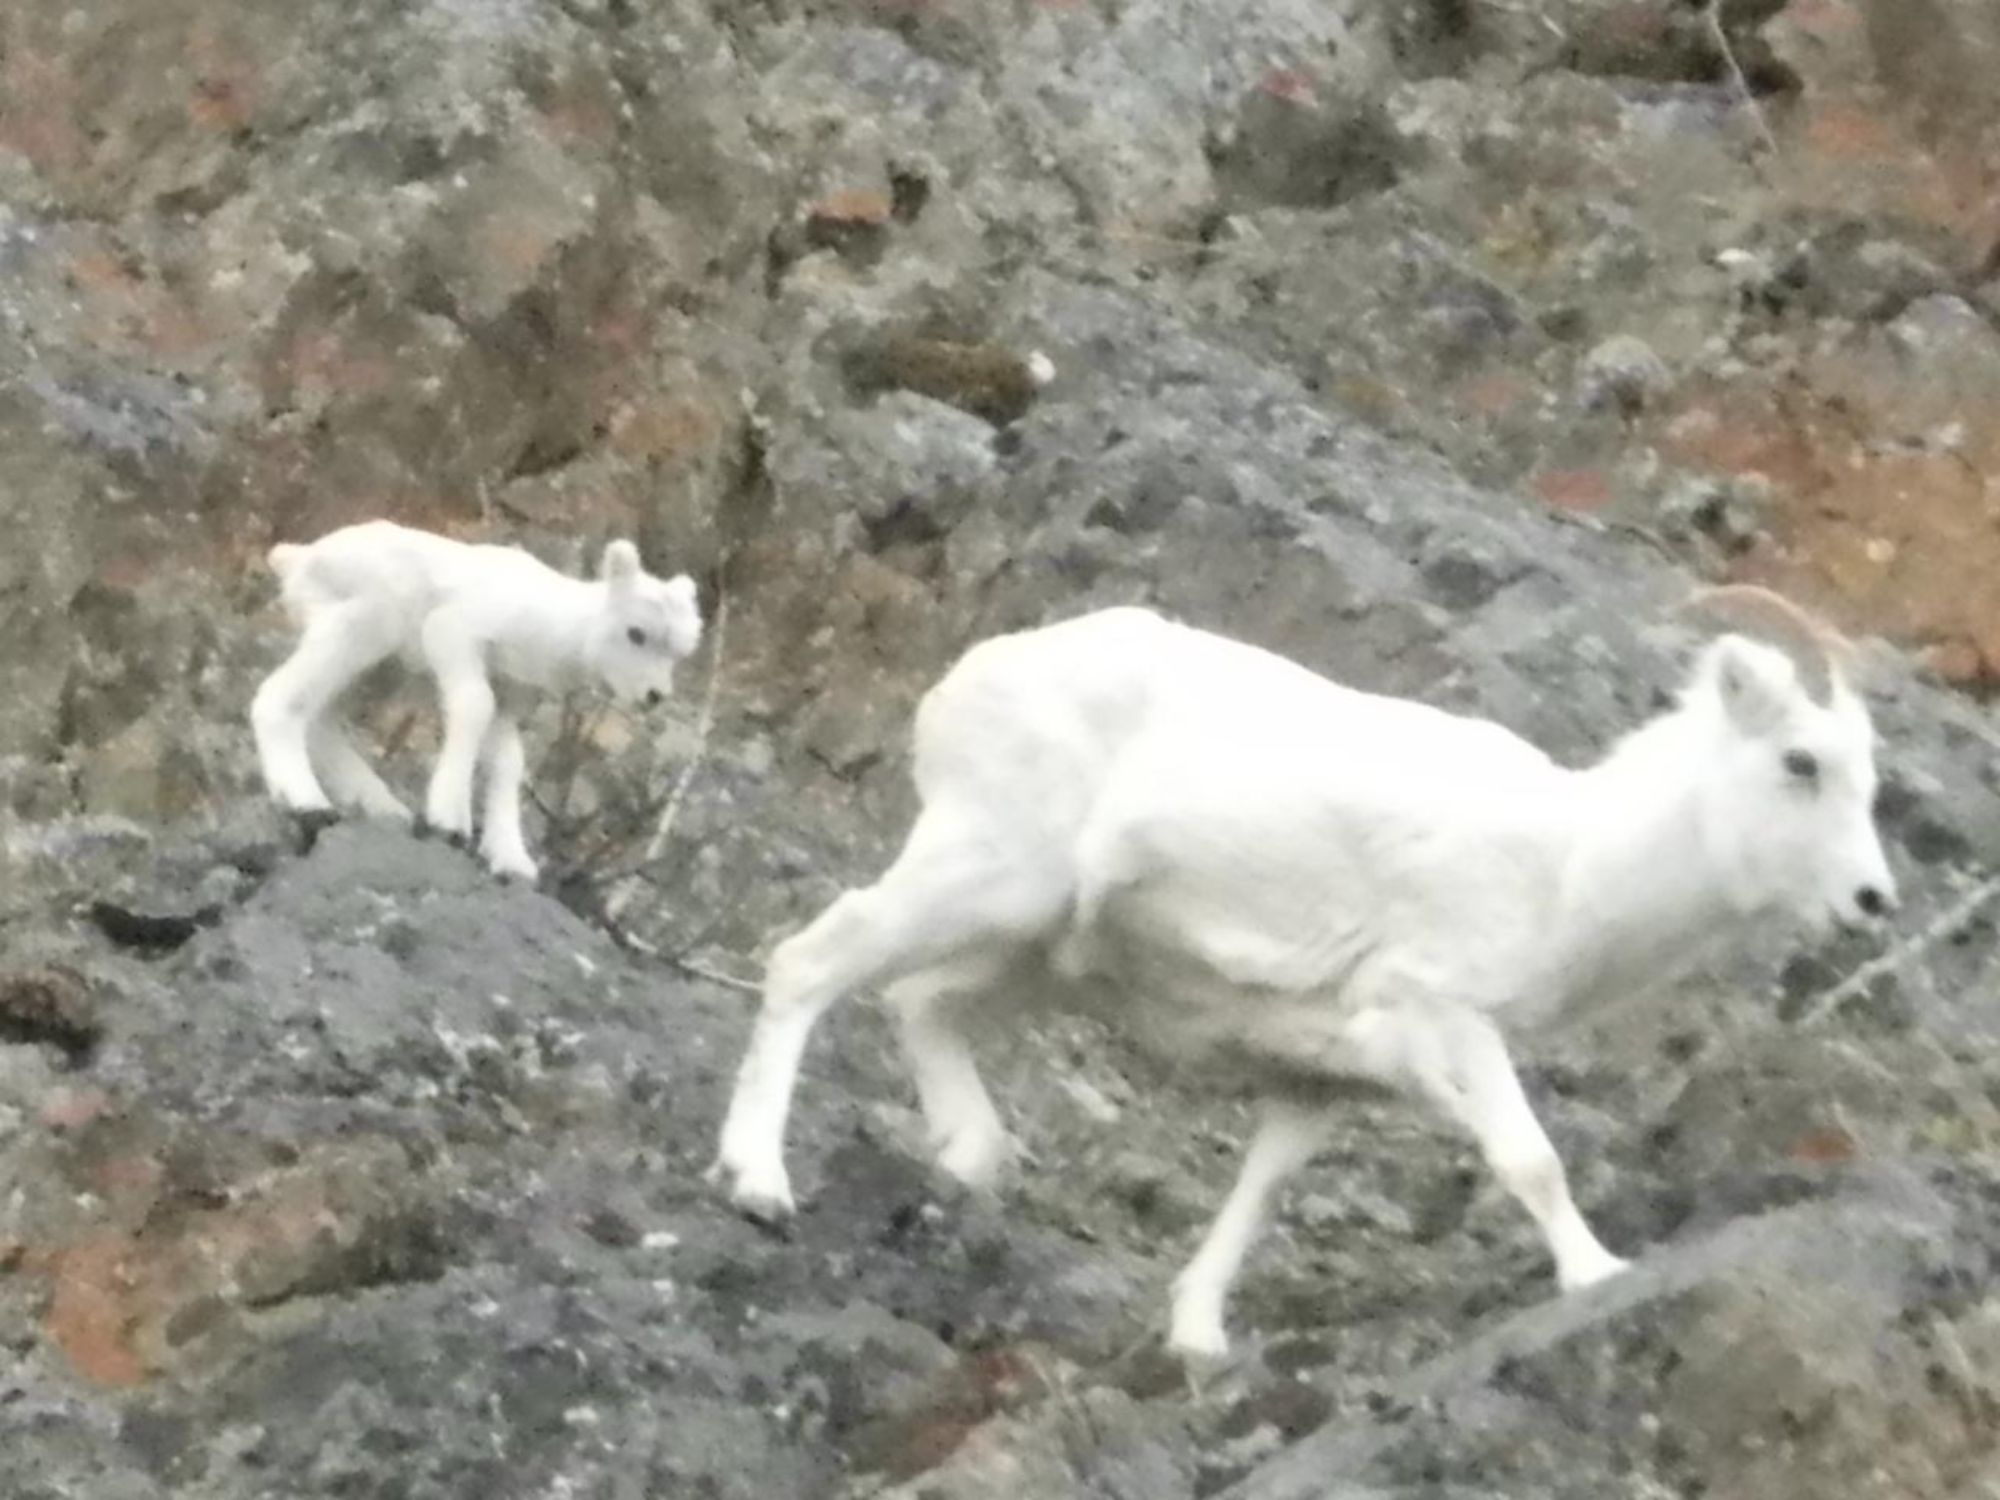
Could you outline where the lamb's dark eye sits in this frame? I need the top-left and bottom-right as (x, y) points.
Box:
(1783, 749), (1819, 782)
(627, 626), (647, 647)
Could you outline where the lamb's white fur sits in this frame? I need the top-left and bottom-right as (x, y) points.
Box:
(710, 602), (1896, 1359)
(250, 520), (701, 881)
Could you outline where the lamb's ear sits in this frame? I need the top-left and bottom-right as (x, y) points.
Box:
(1708, 635), (1795, 735)
(600, 539), (641, 589)
(663, 574), (698, 610)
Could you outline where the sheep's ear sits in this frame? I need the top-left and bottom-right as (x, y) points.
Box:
(600, 539), (641, 588)
(664, 574), (698, 609)
(1709, 636), (1794, 735)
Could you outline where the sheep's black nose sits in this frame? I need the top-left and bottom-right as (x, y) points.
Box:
(644, 689), (665, 709)
(1856, 885), (1889, 917)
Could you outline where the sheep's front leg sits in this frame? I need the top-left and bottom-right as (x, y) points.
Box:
(420, 612), (495, 844)
(477, 714), (538, 882)
(1395, 1004), (1630, 1293)
(709, 897), (866, 1219)
(1169, 1101), (1333, 1361)
(712, 807), (1070, 1221)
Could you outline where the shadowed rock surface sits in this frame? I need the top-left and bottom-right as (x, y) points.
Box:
(4, 1), (2000, 1495)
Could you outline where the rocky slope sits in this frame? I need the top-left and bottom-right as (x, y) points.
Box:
(4, 1), (2000, 1495)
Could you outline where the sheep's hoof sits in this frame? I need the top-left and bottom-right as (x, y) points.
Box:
(1050, 931), (1099, 981)
(1167, 1282), (1237, 1368)
(1558, 1250), (1633, 1294)
(286, 807), (342, 853)
(934, 1127), (1010, 1189)
(1166, 1324), (1233, 1367)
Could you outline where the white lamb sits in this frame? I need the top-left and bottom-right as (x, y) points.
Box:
(710, 587), (1896, 1359)
(250, 520), (702, 882)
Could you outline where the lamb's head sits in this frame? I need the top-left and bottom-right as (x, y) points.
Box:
(1680, 586), (1895, 933)
(588, 540), (703, 708)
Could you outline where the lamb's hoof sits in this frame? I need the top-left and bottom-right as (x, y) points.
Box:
(484, 851), (541, 885)
(415, 821), (473, 853)
(705, 1156), (797, 1227)
(732, 1183), (797, 1227)
(286, 806), (342, 853)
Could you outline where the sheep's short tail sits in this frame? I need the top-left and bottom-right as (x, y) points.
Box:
(265, 543), (316, 621)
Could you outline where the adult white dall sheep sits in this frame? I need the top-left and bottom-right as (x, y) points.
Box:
(710, 586), (1897, 1360)
(250, 520), (702, 882)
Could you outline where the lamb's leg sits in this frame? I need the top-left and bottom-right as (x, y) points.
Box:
(252, 601), (401, 815)
(419, 610), (496, 844)
(711, 808), (1067, 1220)
(476, 714), (537, 882)
(1391, 1004), (1629, 1292)
(884, 952), (1013, 1187)
(1169, 1101), (1334, 1361)
(308, 721), (412, 822)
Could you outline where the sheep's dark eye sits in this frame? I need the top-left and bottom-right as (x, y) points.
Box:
(627, 626), (647, 647)
(1783, 749), (1819, 782)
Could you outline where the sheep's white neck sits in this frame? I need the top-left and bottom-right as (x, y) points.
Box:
(490, 575), (604, 687)
(1546, 707), (1739, 1002)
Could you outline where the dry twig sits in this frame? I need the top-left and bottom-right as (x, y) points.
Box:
(1794, 870), (2000, 1028)
(604, 590), (730, 925)
(1700, 0), (1780, 162)
(610, 926), (762, 994)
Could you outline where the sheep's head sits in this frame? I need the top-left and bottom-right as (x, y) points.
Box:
(589, 540), (703, 708)
(1680, 586), (1895, 933)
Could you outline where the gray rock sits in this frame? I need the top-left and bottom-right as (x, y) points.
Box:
(1578, 333), (1672, 415)
(4, 1), (2000, 1496)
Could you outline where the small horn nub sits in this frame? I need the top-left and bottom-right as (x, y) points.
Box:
(1681, 584), (1848, 704)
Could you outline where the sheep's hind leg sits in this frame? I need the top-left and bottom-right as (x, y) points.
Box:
(309, 721), (412, 823)
(1169, 1101), (1334, 1362)
(1051, 809), (1140, 980)
(251, 601), (402, 817)
(710, 809), (1067, 1221)
(884, 952), (1014, 1187)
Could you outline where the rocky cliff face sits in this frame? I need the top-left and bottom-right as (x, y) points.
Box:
(4, 2), (2000, 1496)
